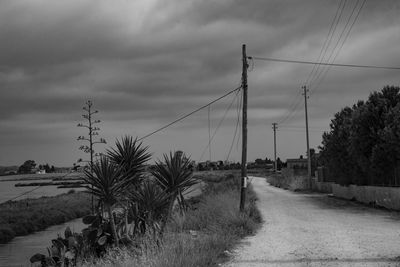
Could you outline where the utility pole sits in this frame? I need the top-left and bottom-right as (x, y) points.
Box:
(77, 100), (106, 213)
(240, 44), (248, 212)
(272, 123), (278, 172)
(302, 86), (312, 189)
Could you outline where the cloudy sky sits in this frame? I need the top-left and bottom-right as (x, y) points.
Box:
(0, 0), (399, 167)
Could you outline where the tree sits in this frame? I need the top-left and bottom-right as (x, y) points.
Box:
(276, 157), (282, 170)
(18, 160), (36, 174)
(265, 157), (273, 164)
(255, 158), (264, 165)
(44, 164), (51, 173)
(320, 105), (361, 185)
(319, 86), (400, 186)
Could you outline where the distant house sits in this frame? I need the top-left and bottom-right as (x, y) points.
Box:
(286, 158), (308, 169)
(36, 169), (46, 174)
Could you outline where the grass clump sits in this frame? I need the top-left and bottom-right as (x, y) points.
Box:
(0, 191), (91, 244)
(84, 171), (262, 267)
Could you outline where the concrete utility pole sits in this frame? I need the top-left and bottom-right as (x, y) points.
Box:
(240, 44), (248, 212)
(302, 86), (312, 189)
(272, 123), (278, 172)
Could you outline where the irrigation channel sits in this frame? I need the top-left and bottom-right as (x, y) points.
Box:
(0, 178), (204, 266)
(0, 218), (85, 267)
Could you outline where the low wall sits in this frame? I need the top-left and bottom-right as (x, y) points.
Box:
(332, 184), (400, 210)
(281, 168), (308, 191)
(314, 181), (334, 193)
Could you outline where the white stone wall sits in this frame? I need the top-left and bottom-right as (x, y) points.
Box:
(331, 184), (400, 210)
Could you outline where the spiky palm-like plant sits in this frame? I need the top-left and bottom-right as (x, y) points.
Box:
(83, 156), (127, 246)
(129, 180), (170, 236)
(107, 136), (151, 188)
(151, 152), (198, 233)
(106, 136), (151, 238)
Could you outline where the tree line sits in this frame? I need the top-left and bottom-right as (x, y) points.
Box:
(319, 86), (400, 186)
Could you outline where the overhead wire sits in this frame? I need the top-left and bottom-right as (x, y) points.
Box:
(138, 86), (241, 141)
(198, 90), (240, 162)
(309, 0), (355, 87)
(277, 92), (303, 124)
(272, 1), (346, 126)
(310, 0), (367, 95)
(226, 90), (242, 162)
(305, 0), (347, 86)
(309, 0), (365, 94)
(249, 56), (400, 70)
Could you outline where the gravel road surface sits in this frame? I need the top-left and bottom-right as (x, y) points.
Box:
(224, 176), (400, 267)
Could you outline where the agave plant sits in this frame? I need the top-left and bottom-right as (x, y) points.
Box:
(106, 136), (151, 238)
(151, 151), (198, 233)
(107, 136), (151, 188)
(129, 180), (171, 236)
(83, 156), (128, 246)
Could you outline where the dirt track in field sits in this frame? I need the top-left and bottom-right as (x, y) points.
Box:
(224, 176), (400, 267)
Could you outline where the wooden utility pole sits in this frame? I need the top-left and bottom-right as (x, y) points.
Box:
(302, 86), (312, 189)
(240, 44), (248, 212)
(272, 123), (278, 172)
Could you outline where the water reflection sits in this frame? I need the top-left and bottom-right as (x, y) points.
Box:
(0, 218), (85, 267)
(0, 180), (84, 203)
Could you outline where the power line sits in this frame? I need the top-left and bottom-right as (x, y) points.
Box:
(308, 0), (348, 87)
(278, 128), (326, 133)
(249, 56), (400, 70)
(138, 86), (241, 141)
(309, 0), (366, 94)
(199, 90), (240, 162)
(279, 125), (328, 131)
(305, 0), (347, 86)
(277, 1), (346, 126)
(277, 93), (303, 124)
(226, 90), (242, 162)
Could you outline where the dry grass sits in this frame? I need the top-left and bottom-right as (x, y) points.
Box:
(83, 172), (262, 267)
(0, 191), (90, 243)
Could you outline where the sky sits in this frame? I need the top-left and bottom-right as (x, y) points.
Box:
(0, 0), (399, 167)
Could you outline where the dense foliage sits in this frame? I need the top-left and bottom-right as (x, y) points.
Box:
(18, 160), (37, 174)
(0, 192), (90, 244)
(31, 136), (199, 266)
(83, 172), (262, 267)
(319, 86), (400, 186)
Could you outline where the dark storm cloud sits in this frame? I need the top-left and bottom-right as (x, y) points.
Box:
(0, 0), (399, 165)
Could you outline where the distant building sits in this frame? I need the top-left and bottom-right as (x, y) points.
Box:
(286, 158), (308, 169)
(36, 169), (46, 174)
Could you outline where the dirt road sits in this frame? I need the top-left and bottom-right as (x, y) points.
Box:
(224, 176), (400, 267)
